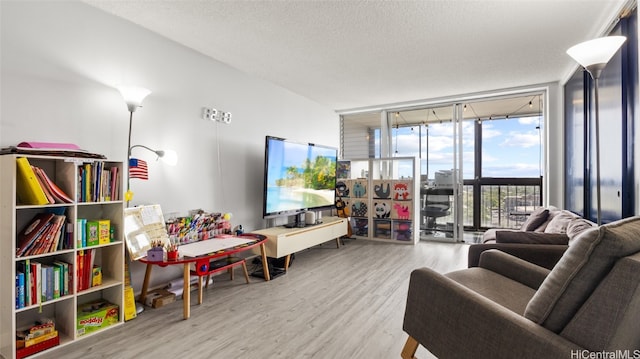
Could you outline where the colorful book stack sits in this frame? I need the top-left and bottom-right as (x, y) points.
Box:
(76, 218), (111, 248)
(15, 157), (73, 205)
(15, 213), (73, 257)
(76, 249), (100, 292)
(16, 319), (59, 358)
(77, 162), (120, 202)
(15, 260), (72, 309)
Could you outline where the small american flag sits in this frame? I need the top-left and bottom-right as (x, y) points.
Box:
(129, 158), (148, 180)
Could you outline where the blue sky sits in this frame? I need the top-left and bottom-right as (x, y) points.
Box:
(383, 115), (544, 179)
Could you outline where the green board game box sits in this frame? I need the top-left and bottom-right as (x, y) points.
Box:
(76, 300), (119, 336)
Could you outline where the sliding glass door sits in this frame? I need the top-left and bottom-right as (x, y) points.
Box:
(340, 92), (546, 239)
(387, 105), (465, 241)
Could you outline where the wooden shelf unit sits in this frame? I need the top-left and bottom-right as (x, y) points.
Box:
(0, 155), (125, 359)
(337, 157), (419, 244)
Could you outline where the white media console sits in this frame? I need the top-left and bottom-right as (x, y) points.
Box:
(251, 216), (348, 270)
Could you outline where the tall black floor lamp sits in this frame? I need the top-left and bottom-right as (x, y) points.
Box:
(566, 36), (626, 225)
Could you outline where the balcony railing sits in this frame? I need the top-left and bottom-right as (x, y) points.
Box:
(420, 178), (542, 237)
(462, 178), (543, 230)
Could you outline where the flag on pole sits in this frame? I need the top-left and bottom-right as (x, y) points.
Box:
(129, 158), (148, 180)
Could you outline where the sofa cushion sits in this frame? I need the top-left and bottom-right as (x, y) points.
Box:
(524, 216), (640, 332)
(566, 218), (597, 243)
(520, 207), (549, 231)
(495, 231), (568, 245)
(446, 268), (537, 315)
(482, 228), (519, 243)
(543, 210), (579, 234)
(534, 206), (559, 232)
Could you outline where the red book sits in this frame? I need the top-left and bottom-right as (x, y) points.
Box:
(84, 249), (92, 290)
(16, 213), (55, 257)
(32, 166), (55, 204)
(33, 166), (73, 204)
(25, 223), (55, 256)
(43, 215), (66, 254)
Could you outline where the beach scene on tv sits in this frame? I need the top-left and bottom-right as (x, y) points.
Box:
(266, 139), (337, 214)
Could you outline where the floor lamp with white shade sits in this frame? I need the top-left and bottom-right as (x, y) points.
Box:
(116, 85), (151, 206)
(566, 35), (626, 225)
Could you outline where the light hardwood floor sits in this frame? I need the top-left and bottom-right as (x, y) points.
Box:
(39, 239), (469, 359)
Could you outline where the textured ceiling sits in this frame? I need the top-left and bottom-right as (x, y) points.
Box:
(84, 0), (629, 112)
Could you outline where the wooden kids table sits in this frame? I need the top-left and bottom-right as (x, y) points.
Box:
(138, 233), (268, 319)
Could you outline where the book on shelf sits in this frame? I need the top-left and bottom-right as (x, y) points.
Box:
(76, 250), (94, 291)
(84, 163), (92, 202)
(77, 218), (87, 248)
(15, 157), (49, 205)
(110, 166), (120, 201)
(64, 221), (74, 250)
(40, 264), (52, 302)
(18, 260), (31, 306)
(16, 260), (69, 307)
(77, 250), (84, 291)
(16, 271), (25, 309)
(86, 220), (99, 247)
(18, 214), (67, 257)
(52, 265), (61, 299)
(53, 260), (71, 296)
(32, 166), (73, 204)
(45, 215), (66, 254)
(16, 213), (55, 257)
(87, 249), (95, 288)
(77, 162), (120, 202)
(30, 261), (41, 306)
(32, 215), (63, 256)
(23, 221), (52, 257)
(32, 167), (55, 204)
(98, 219), (110, 245)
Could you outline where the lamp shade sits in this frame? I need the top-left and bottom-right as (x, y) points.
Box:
(116, 85), (151, 112)
(160, 149), (178, 166)
(566, 36), (626, 68)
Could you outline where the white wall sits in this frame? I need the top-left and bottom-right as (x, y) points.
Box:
(1, 2), (339, 291)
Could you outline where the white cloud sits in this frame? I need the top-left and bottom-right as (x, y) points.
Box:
(482, 162), (542, 177)
(481, 123), (502, 139)
(518, 116), (542, 125)
(500, 131), (541, 148)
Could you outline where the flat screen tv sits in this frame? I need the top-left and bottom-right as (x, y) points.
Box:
(263, 136), (338, 219)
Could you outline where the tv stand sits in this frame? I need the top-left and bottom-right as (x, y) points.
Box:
(283, 221), (321, 229)
(252, 216), (348, 270)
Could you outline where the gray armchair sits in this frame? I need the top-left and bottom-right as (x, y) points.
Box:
(402, 216), (640, 359)
(469, 209), (597, 270)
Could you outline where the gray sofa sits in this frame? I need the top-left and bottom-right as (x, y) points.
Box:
(402, 216), (640, 359)
(469, 207), (596, 269)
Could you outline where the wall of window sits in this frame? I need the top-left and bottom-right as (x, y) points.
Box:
(564, 10), (638, 222)
(341, 94), (546, 230)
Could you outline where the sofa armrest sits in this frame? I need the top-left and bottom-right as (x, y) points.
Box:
(495, 231), (569, 245)
(468, 243), (568, 270)
(403, 267), (581, 358)
(478, 249), (550, 289)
